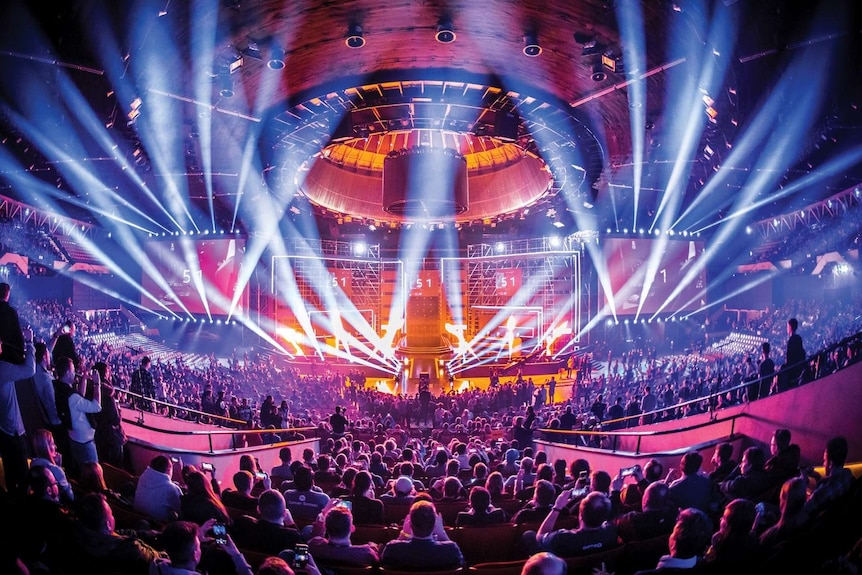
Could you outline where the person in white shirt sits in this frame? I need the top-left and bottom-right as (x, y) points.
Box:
(55, 356), (102, 468)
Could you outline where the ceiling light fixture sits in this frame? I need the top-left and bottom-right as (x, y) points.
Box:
(346, 23), (366, 49)
(523, 33), (542, 57)
(436, 18), (456, 43)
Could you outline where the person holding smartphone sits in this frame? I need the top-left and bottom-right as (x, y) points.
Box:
(307, 499), (381, 566)
(152, 519), (255, 575)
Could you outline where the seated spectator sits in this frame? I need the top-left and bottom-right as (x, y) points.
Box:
(803, 435), (853, 520)
(369, 451), (390, 480)
(508, 457), (536, 494)
(380, 476), (417, 504)
(521, 552), (567, 575)
(271, 447), (294, 481)
(758, 476), (808, 551)
(313, 455), (341, 486)
(73, 492), (161, 575)
(633, 508), (713, 574)
(463, 462), (489, 490)
(456, 486), (507, 526)
(486, 471), (508, 503)
(703, 498), (758, 568)
(707, 442), (737, 483)
(512, 479), (557, 525)
(232, 489), (302, 556)
(719, 447), (773, 502)
(534, 490), (618, 557)
(30, 428), (74, 504)
(152, 519), (253, 575)
(182, 470), (231, 526)
(435, 476), (467, 502)
(614, 481), (679, 544)
(343, 470), (384, 525)
(308, 501), (381, 566)
(17, 465), (76, 572)
(222, 470), (266, 515)
(424, 449), (449, 479)
(380, 500), (464, 570)
(239, 454), (268, 493)
(765, 429), (801, 486)
(666, 451), (718, 516)
(284, 465), (330, 522)
(78, 461), (131, 504)
(430, 459), (462, 494)
(329, 467), (356, 499)
(134, 455), (182, 522)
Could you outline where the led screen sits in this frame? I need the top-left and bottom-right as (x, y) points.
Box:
(142, 238), (247, 316)
(603, 238), (706, 315)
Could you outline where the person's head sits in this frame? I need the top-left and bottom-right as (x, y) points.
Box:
(505, 448), (520, 465)
(680, 451), (703, 476)
(233, 470), (254, 494)
(161, 521), (201, 568)
(535, 463), (553, 483)
(187, 471), (219, 502)
(55, 356), (75, 383)
(151, 455), (171, 474)
(28, 465), (59, 503)
(521, 552), (567, 575)
(94, 361), (111, 385)
(718, 498), (756, 539)
(434, 449), (449, 466)
(779, 476), (807, 518)
(35, 341), (49, 367)
(485, 471), (504, 495)
(257, 557), (295, 575)
(352, 470), (373, 497)
(473, 461), (489, 481)
(762, 341), (771, 357)
(393, 476), (415, 497)
(713, 442), (733, 465)
(442, 476), (463, 498)
(0, 282), (9, 301)
(32, 429), (60, 463)
(825, 436), (849, 472)
(553, 459), (567, 481)
(643, 459), (664, 483)
(771, 428), (792, 456)
(79, 461), (109, 493)
(239, 454), (257, 473)
(590, 470), (612, 494)
(469, 486), (491, 513)
(408, 500), (438, 538)
(740, 446), (766, 474)
(335, 406), (342, 415)
(579, 492), (612, 528)
(668, 508), (712, 559)
(445, 459), (460, 477)
(278, 447), (292, 464)
(642, 481), (671, 512)
(324, 505), (353, 539)
(788, 318), (798, 334)
(533, 479), (557, 508)
(77, 492), (115, 534)
(293, 465), (313, 491)
(317, 454), (331, 472)
(520, 457), (534, 474)
(570, 458), (590, 480)
(258, 489), (288, 524)
(141, 356), (151, 369)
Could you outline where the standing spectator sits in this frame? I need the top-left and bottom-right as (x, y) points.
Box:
(590, 394), (607, 423)
(782, 318), (805, 391)
(130, 356), (154, 412)
(0, 325), (35, 494)
(0, 282), (24, 365)
(63, 359), (102, 469)
(329, 405), (348, 440)
(641, 386), (657, 425)
(32, 341), (67, 458)
(757, 342), (776, 399)
(134, 455), (182, 522)
(51, 321), (80, 371)
(93, 361), (126, 469)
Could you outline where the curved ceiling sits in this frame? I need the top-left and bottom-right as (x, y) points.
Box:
(0, 0), (860, 240)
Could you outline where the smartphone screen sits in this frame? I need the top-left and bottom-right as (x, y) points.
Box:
(293, 543), (309, 567)
(212, 522), (227, 545)
(201, 462), (214, 472)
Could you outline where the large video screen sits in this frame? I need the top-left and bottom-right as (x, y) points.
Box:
(603, 238), (706, 315)
(142, 238), (247, 316)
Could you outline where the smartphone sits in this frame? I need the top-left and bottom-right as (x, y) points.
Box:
(212, 522), (228, 545)
(200, 461), (214, 472)
(255, 471), (267, 480)
(578, 470), (589, 481)
(336, 499), (352, 511)
(62, 324), (71, 334)
(170, 456), (180, 464)
(293, 543), (309, 568)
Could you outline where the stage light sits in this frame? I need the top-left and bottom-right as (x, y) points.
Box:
(346, 24), (366, 49)
(218, 73), (235, 98)
(668, 230), (675, 236)
(354, 242), (367, 255)
(495, 242), (506, 253)
(267, 43), (286, 69)
(639, 228), (645, 234)
(523, 33), (542, 57)
(591, 61), (607, 82)
(623, 228), (628, 233)
(624, 319), (629, 325)
(216, 319), (222, 324)
(436, 18), (456, 43)
(549, 236), (561, 248)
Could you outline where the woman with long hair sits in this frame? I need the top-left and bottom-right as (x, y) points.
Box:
(180, 470), (231, 525)
(30, 429), (75, 503)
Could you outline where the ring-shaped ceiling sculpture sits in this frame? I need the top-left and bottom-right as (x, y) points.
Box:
(263, 75), (605, 227)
